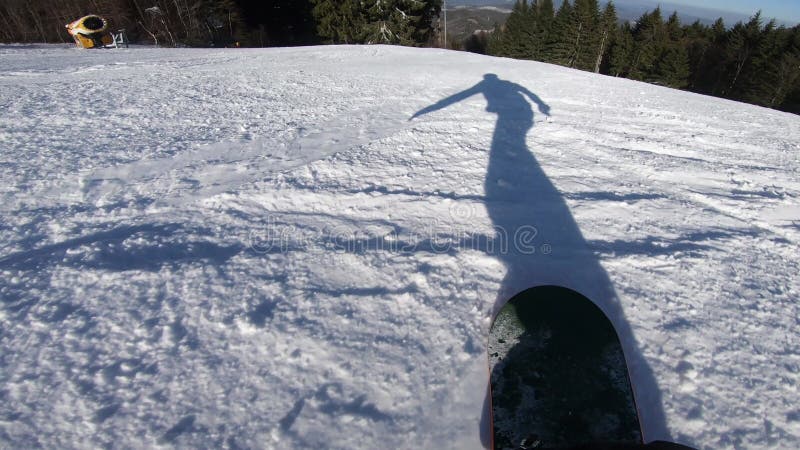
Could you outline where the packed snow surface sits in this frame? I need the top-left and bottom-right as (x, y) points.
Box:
(1, 44), (798, 449)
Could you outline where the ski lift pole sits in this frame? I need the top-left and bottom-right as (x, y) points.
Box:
(443, 0), (447, 48)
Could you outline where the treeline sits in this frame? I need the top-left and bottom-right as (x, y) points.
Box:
(486, 0), (800, 113)
(311, 0), (441, 45)
(0, 0), (441, 47)
(0, 0), (250, 47)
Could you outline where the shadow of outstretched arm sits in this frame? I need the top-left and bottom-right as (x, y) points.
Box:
(410, 83), (483, 120)
(520, 86), (551, 116)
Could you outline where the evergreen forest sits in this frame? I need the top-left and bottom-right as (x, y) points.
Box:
(0, 0), (442, 47)
(487, 0), (800, 113)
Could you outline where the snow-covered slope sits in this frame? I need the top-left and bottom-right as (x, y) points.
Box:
(1, 44), (798, 449)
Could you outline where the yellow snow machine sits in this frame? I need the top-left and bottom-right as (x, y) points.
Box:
(66, 15), (113, 49)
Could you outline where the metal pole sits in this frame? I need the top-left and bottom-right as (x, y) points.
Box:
(443, 0), (447, 48)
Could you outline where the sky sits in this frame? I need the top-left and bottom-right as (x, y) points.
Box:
(663, 0), (800, 23)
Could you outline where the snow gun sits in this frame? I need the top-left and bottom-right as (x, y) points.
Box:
(66, 15), (113, 49)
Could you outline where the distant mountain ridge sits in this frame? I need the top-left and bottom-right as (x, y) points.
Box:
(445, 6), (510, 42)
(447, 0), (797, 27)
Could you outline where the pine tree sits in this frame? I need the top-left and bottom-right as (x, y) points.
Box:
(684, 20), (712, 90)
(700, 18), (729, 95)
(656, 46), (690, 88)
(740, 21), (799, 107)
(492, 0), (537, 59)
(364, 0), (442, 45)
(654, 12), (689, 88)
(311, 0), (365, 44)
(664, 11), (682, 42)
(547, 0), (577, 66)
(629, 8), (663, 81)
(534, 0), (556, 60)
(311, 0), (441, 45)
(724, 12), (764, 97)
(526, 0), (542, 59)
(772, 26), (800, 111)
(364, 0), (403, 44)
(779, 28), (800, 113)
(537, 0), (555, 33)
(571, 0), (600, 70)
(594, 1), (617, 73)
(609, 21), (634, 77)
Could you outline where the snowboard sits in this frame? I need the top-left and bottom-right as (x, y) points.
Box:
(488, 286), (642, 449)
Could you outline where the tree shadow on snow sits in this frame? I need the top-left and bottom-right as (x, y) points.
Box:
(412, 74), (670, 445)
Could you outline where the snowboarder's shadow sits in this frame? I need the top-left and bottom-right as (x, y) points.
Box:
(411, 74), (670, 445)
